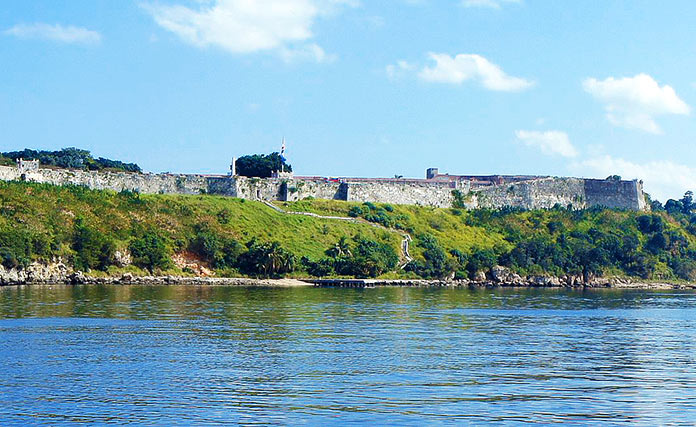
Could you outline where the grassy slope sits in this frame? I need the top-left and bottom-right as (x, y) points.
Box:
(3, 181), (696, 280)
(274, 199), (507, 259)
(0, 182), (401, 270)
(276, 199), (696, 279)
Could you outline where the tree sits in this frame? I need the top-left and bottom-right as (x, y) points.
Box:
(129, 233), (171, 272)
(665, 199), (685, 216)
(1, 147), (141, 172)
(238, 240), (296, 276)
(326, 236), (351, 258)
(346, 238), (398, 278)
(235, 152), (292, 178)
(681, 191), (694, 214)
(405, 234), (451, 278)
(72, 218), (116, 271)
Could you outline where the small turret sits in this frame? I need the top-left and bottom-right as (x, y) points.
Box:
(426, 168), (439, 180)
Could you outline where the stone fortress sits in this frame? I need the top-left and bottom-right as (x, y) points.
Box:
(0, 158), (647, 211)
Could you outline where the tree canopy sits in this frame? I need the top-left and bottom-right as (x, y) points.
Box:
(1, 147), (141, 173)
(235, 152), (292, 178)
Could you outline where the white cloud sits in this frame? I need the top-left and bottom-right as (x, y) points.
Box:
(570, 155), (696, 201)
(386, 60), (415, 80)
(418, 53), (533, 91)
(4, 23), (101, 44)
(279, 43), (335, 63)
(461, 0), (520, 9)
(516, 130), (578, 158)
(144, 0), (354, 62)
(583, 73), (690, 134)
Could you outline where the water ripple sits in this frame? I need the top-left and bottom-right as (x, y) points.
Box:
(1, 286), (696, 424)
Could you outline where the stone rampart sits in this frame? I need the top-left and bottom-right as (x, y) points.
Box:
(584, 179), (646, 210)
(345, 180), (457, 208)
(0, 165), (208, 194)
(471, 178), (586, 210)
(0, 165), (647, 210)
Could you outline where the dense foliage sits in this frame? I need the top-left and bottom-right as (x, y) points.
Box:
(1, 147), (141, 172)
(281, 193), (696, 282)
(0, 181), (397, 277)
(235, 152), (292, 178)
(5, 179), (696, 282)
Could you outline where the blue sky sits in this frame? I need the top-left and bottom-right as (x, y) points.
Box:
(2, 0), (696, 200)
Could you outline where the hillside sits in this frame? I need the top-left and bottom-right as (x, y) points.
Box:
(1, 181), (696, 282)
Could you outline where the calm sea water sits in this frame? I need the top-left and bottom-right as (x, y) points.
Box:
(1, 285), (696, 425)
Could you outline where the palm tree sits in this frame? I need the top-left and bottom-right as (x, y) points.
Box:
(327, 236), (351, 258)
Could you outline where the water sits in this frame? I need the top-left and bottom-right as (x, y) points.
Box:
(1, 285), (696, 425)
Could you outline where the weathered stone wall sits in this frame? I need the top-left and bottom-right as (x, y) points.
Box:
(471, 178), (586, 210)
(584, 179), (645, 210)
(286, 179), (345, 202)
(232, 176), (284, 201)
(345, 180), (456, 208)
(0, 165), (209, 194)
(0, 165), (647, 210)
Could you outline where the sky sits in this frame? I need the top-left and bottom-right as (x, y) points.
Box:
(1, 0), (696, 201)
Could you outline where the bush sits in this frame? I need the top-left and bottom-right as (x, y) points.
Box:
(301, 257), (335, 277)
(348, 206), (364, 218)
(405, 234), (451, 278)
(73, 218), (116, 271)
(129, 233), (171, 272)
(0, 247), (21, 269)
(190, 230), (243, 269)
(238, 240), (296, 277)
(341, 238), (398, 278)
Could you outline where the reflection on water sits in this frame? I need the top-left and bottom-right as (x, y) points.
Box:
(1, 285), (696, 424)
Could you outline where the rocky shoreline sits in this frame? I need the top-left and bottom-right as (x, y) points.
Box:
(1, 261), (695, 289)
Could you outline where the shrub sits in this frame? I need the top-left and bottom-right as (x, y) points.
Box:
(0, 247), (21, 269)
(342, 238), (398, 278)
(238, 240), (296, 277)
(348, 206), (364, 218)
(301, 257), (335, 277)
(405, 234), (451, 278)
(73, 218), (116, 271)
(129, 233), (171, 272)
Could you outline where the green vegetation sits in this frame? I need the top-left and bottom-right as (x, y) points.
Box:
(0, 181), (398, 278)
(1, 147), (141, 172)
(278, 196), (696, 282)
(235, 152), (292, 178)
(4, 179), (696, 282)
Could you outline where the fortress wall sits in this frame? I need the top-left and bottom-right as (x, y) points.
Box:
(232, 176), (284, 201)
(0, 165), (208, 194)
(0, 166), (20, 181)
(584, 179), (644, 210)
(206, 177), (237, 196)
(0, 165), (647, 211)
(286, 179), (345, 202)
(473, 178), (586, 209)
(345, 181), (455, 208)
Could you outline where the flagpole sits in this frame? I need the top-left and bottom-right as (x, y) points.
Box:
(281, 137), (285, 174)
